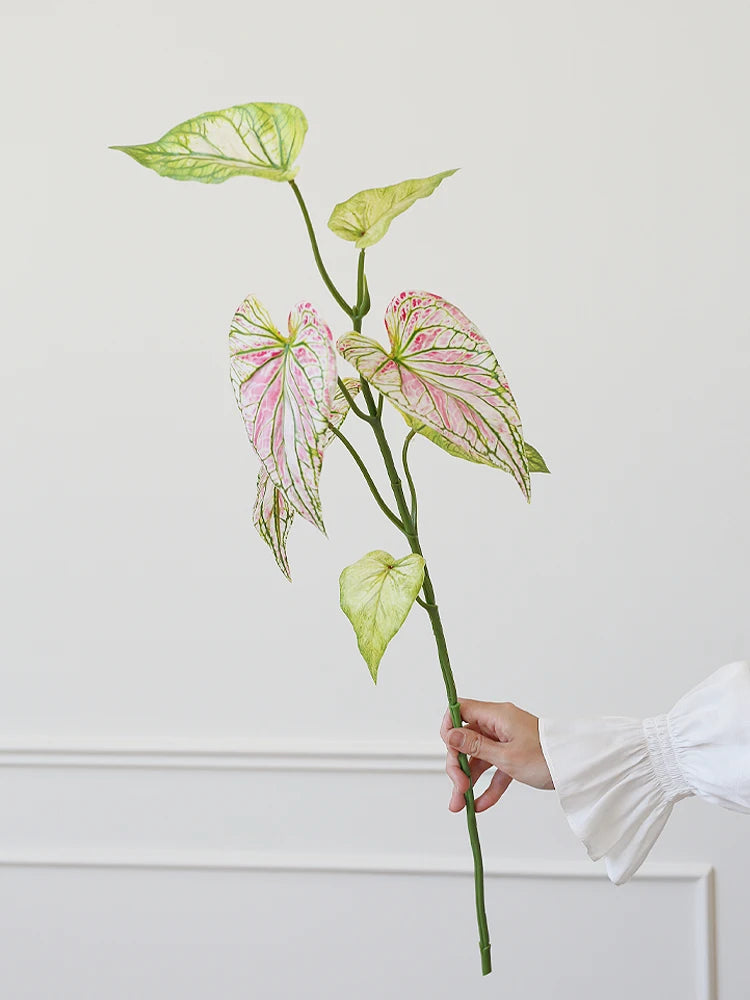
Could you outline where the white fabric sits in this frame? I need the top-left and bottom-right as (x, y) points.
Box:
(538, 661), (750, 884)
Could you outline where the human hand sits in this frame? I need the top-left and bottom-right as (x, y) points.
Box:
(440, 699), (554, 812)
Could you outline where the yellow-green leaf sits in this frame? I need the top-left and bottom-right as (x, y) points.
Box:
(327, 170), (457, 249)
(339, 550), (426, 683)
(111, 102), (307, 184)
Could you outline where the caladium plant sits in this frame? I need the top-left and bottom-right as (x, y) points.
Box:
(112, 101), (549, 976)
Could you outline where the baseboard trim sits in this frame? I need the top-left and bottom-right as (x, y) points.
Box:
(0, 851), (715, 999)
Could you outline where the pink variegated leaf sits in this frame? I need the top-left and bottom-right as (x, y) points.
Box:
(230, 295), (337, 532)
(253, 468), (294, 580)
(337, 291), (530, 499)
(252, 378), (361, 580)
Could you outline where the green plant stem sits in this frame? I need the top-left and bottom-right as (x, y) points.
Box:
(288, 180), (353, 318)
(355, 249), (366, 316)
(325, 423), (404, 532)
(290, 184), (492, 976)
(358, 355), (492, 979)
(337, 377), (371, 423)
(401, 429), (419, 528)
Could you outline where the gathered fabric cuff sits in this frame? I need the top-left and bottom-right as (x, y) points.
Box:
(539, 712), (694, 884)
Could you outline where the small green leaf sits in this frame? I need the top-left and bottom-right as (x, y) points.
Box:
(111, 102), (307, 184)
(525, 443), (550, 473)
(339, 550), (426, 683)
(328, 169), (457, 249)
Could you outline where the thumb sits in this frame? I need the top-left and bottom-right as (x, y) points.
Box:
(447, 727), (507, 768)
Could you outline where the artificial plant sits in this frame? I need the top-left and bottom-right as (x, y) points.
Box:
(112, 101), (549, 976)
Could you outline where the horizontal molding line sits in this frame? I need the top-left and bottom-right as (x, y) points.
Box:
(0, 753), (718, 997)
(0, 743), (446, 773)
(0, 850), (712, 882)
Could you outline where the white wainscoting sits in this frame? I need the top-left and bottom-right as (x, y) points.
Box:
(0, 744), (716, 1000)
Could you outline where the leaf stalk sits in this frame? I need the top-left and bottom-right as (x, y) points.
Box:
(288, 180), (353, 318)
(337, 377), (372, 423)
(402, 429), (419, 528)
(325, 423), (404, 532)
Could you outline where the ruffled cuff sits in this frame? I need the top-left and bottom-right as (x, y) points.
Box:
(667, 661), (750, 812)
(539, 712), (694, 885)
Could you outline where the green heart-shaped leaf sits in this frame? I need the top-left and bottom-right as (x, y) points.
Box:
(111, 102), (307, 184)
(339, 550), (426, 683)
(328, 169), (457, 249)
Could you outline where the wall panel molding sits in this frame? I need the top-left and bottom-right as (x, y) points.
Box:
(0, 743), (717, 999)
(0, 850), (716, 1000)
(0, 741), (443, 772)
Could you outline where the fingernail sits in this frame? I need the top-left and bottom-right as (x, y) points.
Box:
(447, 729), (465, 750)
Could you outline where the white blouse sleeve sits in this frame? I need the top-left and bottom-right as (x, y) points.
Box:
(538, 661), (750, 885)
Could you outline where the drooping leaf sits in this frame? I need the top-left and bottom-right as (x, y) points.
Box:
(231, 295), (336, 533)
(339, 550), (426, 683)
(252, 379), (361, 579)
(253, 469), (294, 580)
(525, 442), (550, 474)
(338, 291), (530, 499)
(111, 103), (307, 184)
(327, 170), (457, 249)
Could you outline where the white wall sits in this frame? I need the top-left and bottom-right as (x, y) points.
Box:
(1, 1), (747, 996)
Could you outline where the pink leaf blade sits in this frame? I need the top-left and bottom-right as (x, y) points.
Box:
(253, 468), (294, 581)
(230, 295), (337, 532)
(337, 291), (530, 499)
(250, 378), (359, 580)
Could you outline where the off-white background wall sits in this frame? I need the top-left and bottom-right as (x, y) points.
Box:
(1, 1), (748, 997)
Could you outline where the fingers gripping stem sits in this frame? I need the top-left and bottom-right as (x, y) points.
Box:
(450, 700), (473, 783)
